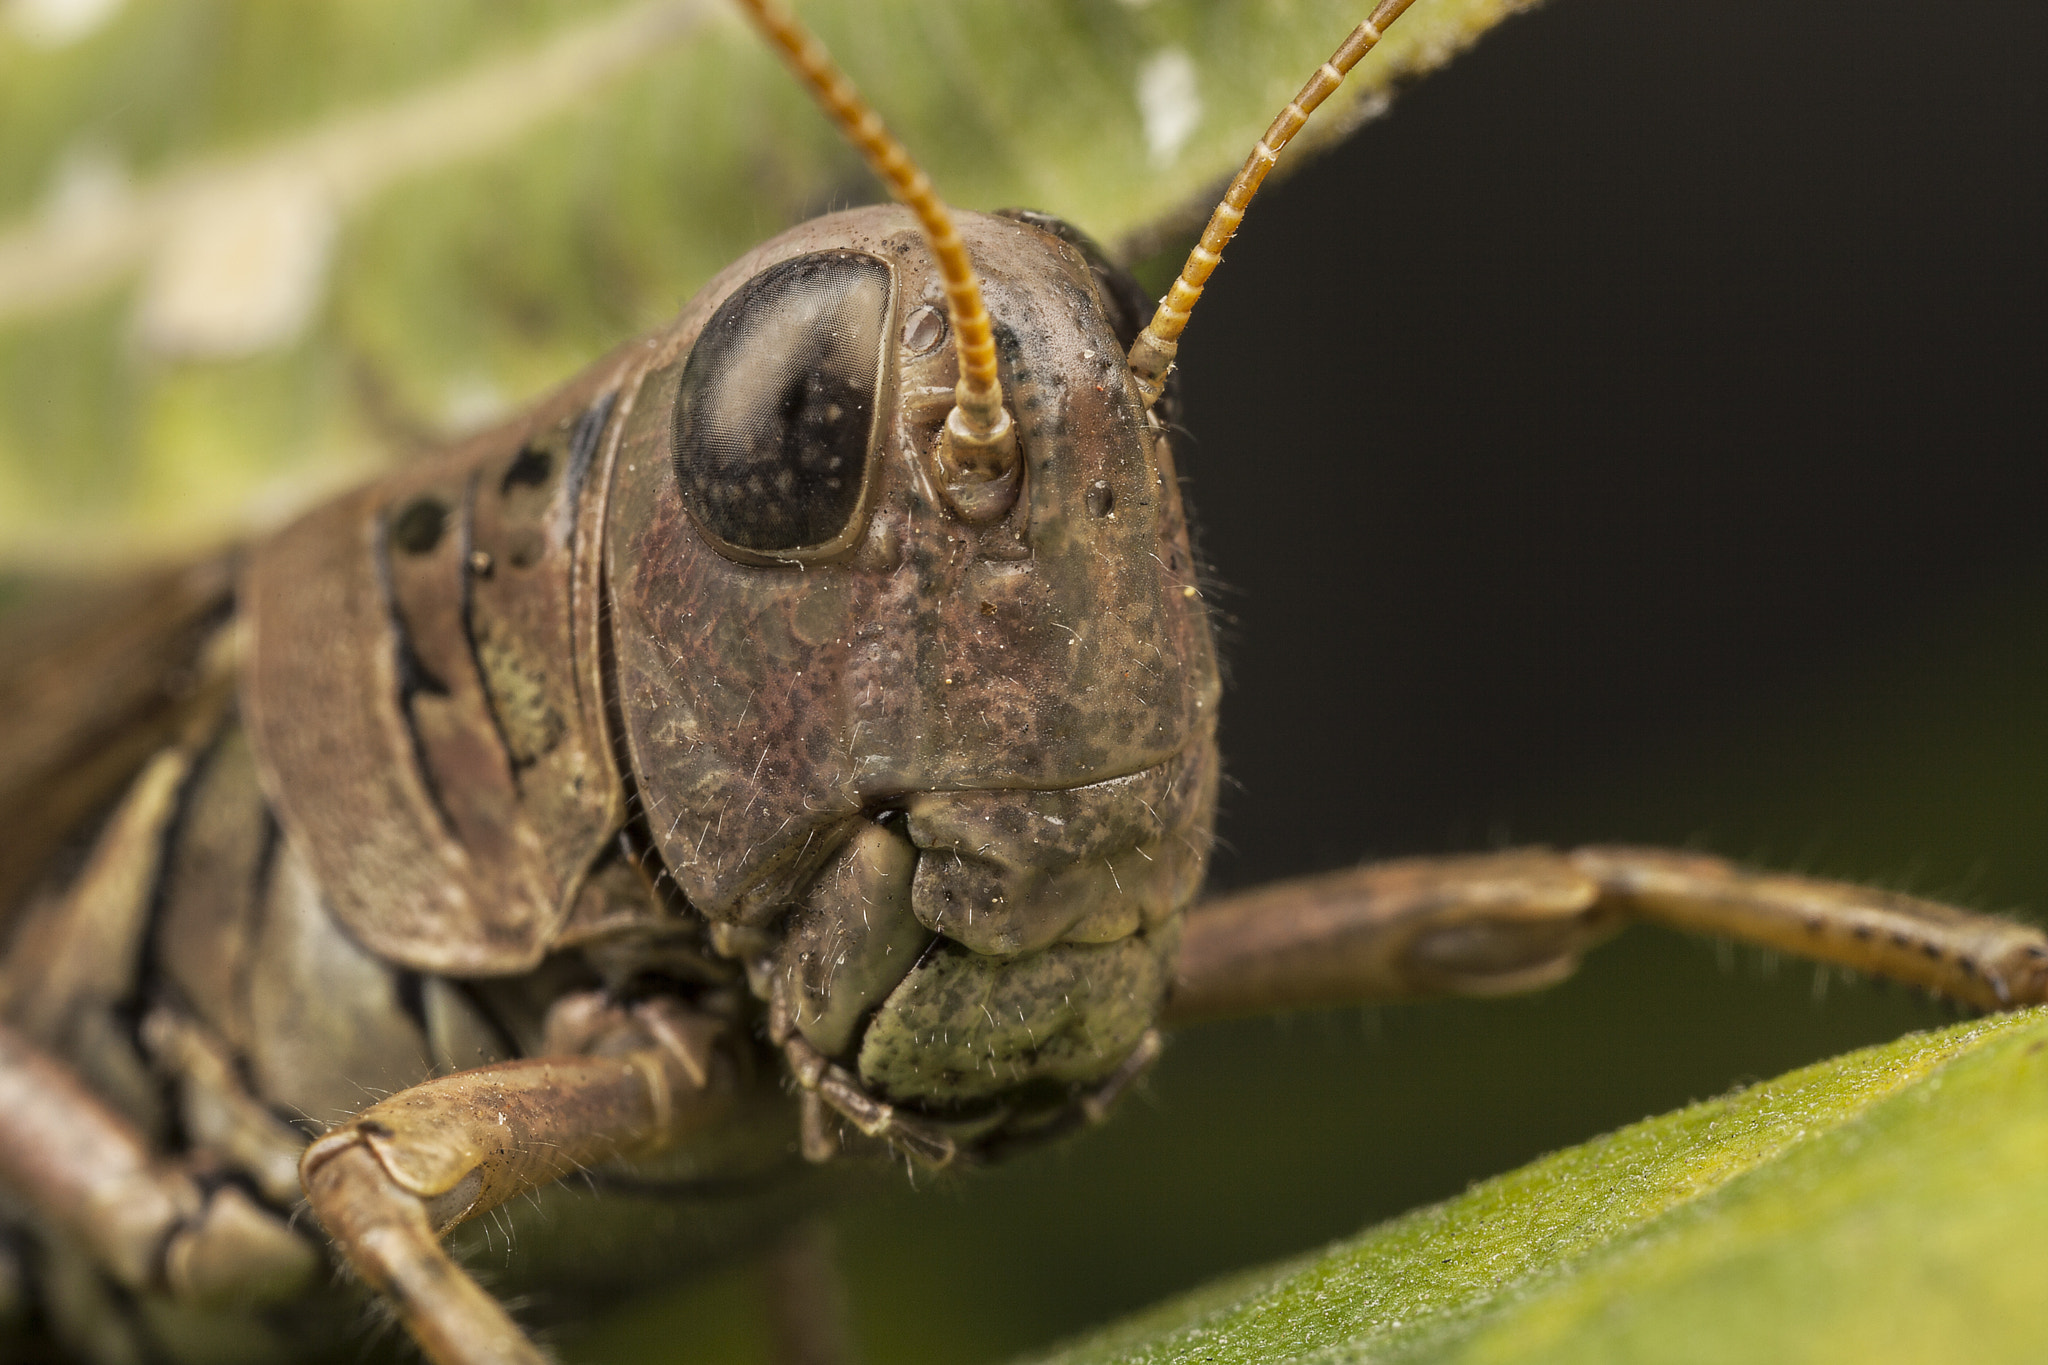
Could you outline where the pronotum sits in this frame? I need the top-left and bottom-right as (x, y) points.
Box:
(4, 0), (2048, 1358)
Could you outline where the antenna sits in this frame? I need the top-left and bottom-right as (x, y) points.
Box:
(733, 0), (1018, 483)
(1127, 0), (1424, 410)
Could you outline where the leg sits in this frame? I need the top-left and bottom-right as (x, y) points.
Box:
(0, 1020), (317, 1306)
(1165, 846), (2048, 1025)
(140, 1007), (310, 1210)
(299, 999), (734, 1365)
(759, 1218), (858, 1365)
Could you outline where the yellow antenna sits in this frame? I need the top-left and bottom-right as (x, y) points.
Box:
(733, 0), (1016, 479)
(1128, 0), (1424, 410)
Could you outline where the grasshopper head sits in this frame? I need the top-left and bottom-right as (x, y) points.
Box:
(603, 207), (1219, 1158)
(605, 0), (1410, 1160)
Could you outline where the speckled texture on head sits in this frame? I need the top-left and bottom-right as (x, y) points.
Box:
(607, 207), (1221, 1114)
(608, 209), (1218, 922)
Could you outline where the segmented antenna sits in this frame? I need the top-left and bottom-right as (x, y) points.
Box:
(1127, 0), (1423, 410)
(734, 0), (1016, 471)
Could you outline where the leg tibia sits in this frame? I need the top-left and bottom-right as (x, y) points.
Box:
(302, 1143), (550, 1365)
(1573, 846), (2048, 1010)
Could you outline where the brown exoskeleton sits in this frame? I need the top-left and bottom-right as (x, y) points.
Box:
(2, 1), (2045, 1362)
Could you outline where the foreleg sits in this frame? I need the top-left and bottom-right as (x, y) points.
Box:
(1166, 846), (2048, 1024)
(298, 1000), (734, 1365)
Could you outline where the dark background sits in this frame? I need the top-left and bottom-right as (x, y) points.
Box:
(594, 0), (2048, 1358)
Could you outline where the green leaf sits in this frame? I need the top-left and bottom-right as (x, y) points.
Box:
(0, 0), (1536, 567)
(1024, 1009), (2048, 1365)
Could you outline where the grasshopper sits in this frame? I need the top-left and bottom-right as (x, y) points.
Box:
(1, 1), (2043, 1362)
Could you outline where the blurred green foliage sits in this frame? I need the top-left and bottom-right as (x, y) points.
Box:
(0, 0), (1530, 566)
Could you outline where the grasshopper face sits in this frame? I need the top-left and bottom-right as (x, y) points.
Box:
(606, 206), (1220, 1138)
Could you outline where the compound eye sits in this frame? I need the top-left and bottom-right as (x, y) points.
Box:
(671, 251), (894, 560)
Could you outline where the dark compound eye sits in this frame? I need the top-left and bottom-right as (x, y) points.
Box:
(671, 251), (894, 559)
